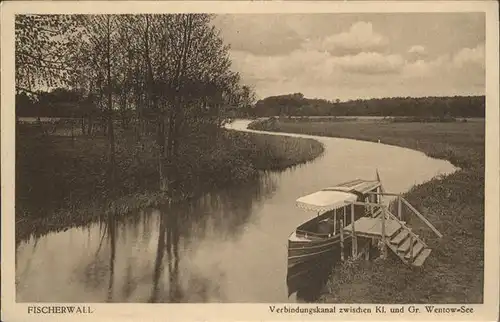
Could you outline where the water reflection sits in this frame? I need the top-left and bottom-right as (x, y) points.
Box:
(149, 203), (181, 303)
(16, 121), (457, 303)
(16, 174), (278, 302)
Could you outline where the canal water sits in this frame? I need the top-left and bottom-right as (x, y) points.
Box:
(15, 120), (457, 303)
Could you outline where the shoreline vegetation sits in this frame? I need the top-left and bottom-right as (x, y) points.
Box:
(249, 117), (485, 303)
(16, 121), (324, 243)
(15, 15), (323, 244)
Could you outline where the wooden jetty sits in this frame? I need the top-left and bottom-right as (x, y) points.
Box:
(286, 172), (444, 297)
(287, 171), (443, 282)
(342, 194), (440, 267)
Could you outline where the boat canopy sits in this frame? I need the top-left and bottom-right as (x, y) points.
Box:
(326, 180), (381, 195)
(296, 189), (357, 212)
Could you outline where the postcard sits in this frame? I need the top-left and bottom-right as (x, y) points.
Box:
(1, 1), (498, 321)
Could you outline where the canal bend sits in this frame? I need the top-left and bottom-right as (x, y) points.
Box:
(15, 119), (457, 303)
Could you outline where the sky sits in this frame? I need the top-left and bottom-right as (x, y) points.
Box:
(212, 13), (485, 101)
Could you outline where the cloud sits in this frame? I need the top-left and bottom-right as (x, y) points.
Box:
(406, 45), (428, 62)
(230, 49), (405, 87)
(303, 21), (388, 56)
(402, 56), (446, 78)
(408, 45), (426, 55)
(452, 43), (485, 68)
(215, 14), (485, 100)
(402, 43), (485, 79)
(229, 49), (330, 83)
(230, 40), (485, 101)
(335, 52), (404, 75)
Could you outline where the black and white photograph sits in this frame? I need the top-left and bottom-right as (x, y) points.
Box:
(1, 1), (499, 321)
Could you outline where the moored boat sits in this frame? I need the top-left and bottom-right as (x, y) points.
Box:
(287, 175), (383, 270)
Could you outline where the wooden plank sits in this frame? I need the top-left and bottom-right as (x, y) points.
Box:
(405, 243), (424, 260)
(344, 217), (401, 238)
(386, 219), (402, 237)
(333, 212), (337, 235)
(412, 248), (432, 267)
(373, 208), (383, 217)
(351, 204), (357, 258)
(340, 219), (345, 262)
(397, 197), (402, 220)
(345, 201), (384, 207)
(385, 208), (428, 248)
(398, 236), (417, 252)
(402, 198), (443, 238)
(362, 218), (401, 237)
(344, 217), (377, 234)
(381, 207), (387, 259)
(366, 191), (402, 197)
(390, 230), (409, 245)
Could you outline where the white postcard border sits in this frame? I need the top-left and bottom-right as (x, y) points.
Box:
(1, 1), (498, 322)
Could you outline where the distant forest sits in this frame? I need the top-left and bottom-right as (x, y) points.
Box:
(16, 89), (87, 118)
(247, 93), (485, 118)
(17, 90), (485, 119)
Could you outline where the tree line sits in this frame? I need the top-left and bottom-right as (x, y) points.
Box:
(247, 93), (485, 118)
(16, 14), (256, 193)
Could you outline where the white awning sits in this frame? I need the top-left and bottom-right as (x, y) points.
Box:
(296, 190), (358, 212)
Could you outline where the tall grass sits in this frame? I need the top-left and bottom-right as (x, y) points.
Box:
(251, 118), (485, 303)
(249, 119), (484, 169)
(246, 134), (324, 170)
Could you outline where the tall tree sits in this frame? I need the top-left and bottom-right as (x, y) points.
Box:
(79, 15), (120, 189)
(152, 14), (240, 192)
(15, 15), (83, 96)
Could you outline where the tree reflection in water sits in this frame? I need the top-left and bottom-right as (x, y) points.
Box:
(149, 202), (182, 302)
(106, 214), (117, 302)
(147, 173), (277, 302)
(63, 173), (278, 302)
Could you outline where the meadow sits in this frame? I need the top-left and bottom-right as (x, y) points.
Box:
(16, 121), (324, 243)
(250, 118), (485, 303)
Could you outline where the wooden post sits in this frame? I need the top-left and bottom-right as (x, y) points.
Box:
(409, 234), (414, 263)
(333, 209), (337, 235)
(340, 219), (344, 262)
(71, 119), (75, 147)
(381, 206), (387, 259)
(397, 196), (402, 221)
(351, 203), (357, 258)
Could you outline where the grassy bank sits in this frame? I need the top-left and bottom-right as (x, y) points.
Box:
(16, 123), (324, 243)
(250, 118), (485, 303)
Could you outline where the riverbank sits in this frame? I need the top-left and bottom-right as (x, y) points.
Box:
(16, 123), (324, 243)
(249, 118), (484, 303)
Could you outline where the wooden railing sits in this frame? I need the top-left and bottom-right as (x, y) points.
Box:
(401, 197), (443, 238)
(366, 191), (443, 238)
(384, 207), (428, 249)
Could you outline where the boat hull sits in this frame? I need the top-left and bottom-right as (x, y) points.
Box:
(286, 238), (354, 298)
(287, 234), (349, 269)
(286, 257), (335, 299)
